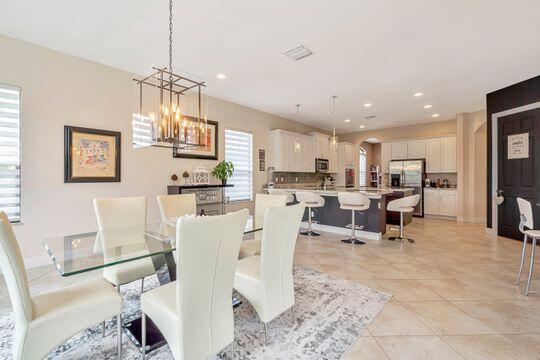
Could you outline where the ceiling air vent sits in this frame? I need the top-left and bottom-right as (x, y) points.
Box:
(365, 115), (377, 120)
(284, 45), (313, 61)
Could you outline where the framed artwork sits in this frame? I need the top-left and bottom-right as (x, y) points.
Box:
(64, 126), (121, 183)
(173, 118), (218, 160)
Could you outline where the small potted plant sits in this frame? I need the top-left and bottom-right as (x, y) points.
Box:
(211, 160), (234, 186)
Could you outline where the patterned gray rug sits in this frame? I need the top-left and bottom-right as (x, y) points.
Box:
(0, 267), (390, 359)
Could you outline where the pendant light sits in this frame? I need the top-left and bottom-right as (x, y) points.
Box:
(329, 95), (338, 150)
(294, 104), (301, 153)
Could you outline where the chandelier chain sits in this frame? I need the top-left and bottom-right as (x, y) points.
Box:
(168, 0), (173, 82)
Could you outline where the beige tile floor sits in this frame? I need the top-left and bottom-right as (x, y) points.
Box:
(1, 218), (540, 359)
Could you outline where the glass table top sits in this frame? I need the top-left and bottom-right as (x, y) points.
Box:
(43, 215), (260, 277)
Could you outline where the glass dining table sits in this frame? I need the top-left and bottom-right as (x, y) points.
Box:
(42, 215), (261, 352)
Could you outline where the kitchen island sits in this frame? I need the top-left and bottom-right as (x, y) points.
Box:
(267, 187), (413, 241)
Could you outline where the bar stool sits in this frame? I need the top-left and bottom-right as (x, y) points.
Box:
(295, 191), (325, 236)
(268, 188), (295, 204)
(337, 192), (370, 245)
(516, 197), (538, 296)
(386, 194), (420, 243)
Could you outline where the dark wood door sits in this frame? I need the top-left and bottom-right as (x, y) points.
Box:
(497, 108), (540, 239)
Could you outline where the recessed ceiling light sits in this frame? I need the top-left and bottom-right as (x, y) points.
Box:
(216, 73), (227, 80)
(432, 113), (440, 118)
(414, 92), (423, 97)
(359, 125), (366, 129)
(326, 111), (331, 115)
(344, 118), (351, 123)
(424, 104), (432, 109)
(364, 103), (372, 108)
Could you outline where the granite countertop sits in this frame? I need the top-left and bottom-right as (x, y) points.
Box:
(266, 187), (394, 199)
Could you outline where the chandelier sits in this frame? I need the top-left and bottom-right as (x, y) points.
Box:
(133, 0), (208, 149)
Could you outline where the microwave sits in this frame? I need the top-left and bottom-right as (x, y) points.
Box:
(315, 158), (329, 173)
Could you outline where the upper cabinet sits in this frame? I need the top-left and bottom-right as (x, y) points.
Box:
(425, 136), (456, 173)
(391, 141), (408, 160)
(328, 145), (338, 173)
(339, 142), (356, 167)
(269, 130), (314, 172)
(407, 139), (426, 159)
(312, 132), (330, 159)
(381, 143), (392, 173)
(381, 135), (456, 173)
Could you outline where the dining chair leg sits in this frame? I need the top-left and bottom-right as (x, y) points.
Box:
(525, 237), (537, 296)
(517, 234), (528, 285)
(117, 314), (122, 359)
(142, 312), (146, 359)
(102, 321), (106, 337)
(230, 340), (235, 360)
(141, 277), (145, 293)
(290, 305), (295, 325)
(263, 322), (269, 346)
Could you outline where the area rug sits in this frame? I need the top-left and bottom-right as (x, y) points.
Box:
(0, 267), (391, 359)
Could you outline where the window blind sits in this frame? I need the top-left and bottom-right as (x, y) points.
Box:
(0, 84), (21, 222)
(132, 113), (153, 148)
(225, 129), (253, 202)
(359, 149), (367, 187)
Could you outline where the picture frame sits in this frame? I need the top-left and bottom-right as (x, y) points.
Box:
(64, 126), (121, 183)
(173, 118), (218, 160)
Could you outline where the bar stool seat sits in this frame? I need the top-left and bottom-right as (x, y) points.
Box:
(386, 195), (420, 243)
(295, 191), (325, 236)
(337, 192), (370, 245)
(516, 197), (538, 296)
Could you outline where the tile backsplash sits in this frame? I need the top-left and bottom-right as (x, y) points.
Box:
(272, 172), (329, 185)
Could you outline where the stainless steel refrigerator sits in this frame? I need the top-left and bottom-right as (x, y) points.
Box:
(389, 160), (425, 217)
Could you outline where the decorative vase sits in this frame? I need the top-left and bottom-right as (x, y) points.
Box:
(221, 179), (227, 186)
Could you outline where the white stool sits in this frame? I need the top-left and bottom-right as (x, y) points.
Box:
(516, 197), (538, 296)
(268, 188), (295, 204)
(386, 195), (420, 243)
(337, 192), (370, 245)
(295, 191), (325, 236)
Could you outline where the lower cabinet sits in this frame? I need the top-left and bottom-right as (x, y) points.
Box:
(424, 189), (456, 217)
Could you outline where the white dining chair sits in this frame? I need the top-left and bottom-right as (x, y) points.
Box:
(157, 194), (197, 223)
(516, 197), (538, 295)
(0, 212), (123, 359)
(238, 193), (287, 259)
(140, 209), (249, 359)
(233, 202), (305, 345)
(295, 191), (325, 236)
(93, 196), (159, 293)
(386, 194), (420, 243)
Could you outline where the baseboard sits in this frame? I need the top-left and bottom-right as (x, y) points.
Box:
(457, 216), (487, 224)
(425, 215), (457, 221)
(301, 222), (381, 241)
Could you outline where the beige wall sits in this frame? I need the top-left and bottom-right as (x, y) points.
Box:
(339, 119), (457, 144)
(0, 35), (323, 265)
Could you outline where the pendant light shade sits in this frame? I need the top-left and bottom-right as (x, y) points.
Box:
(294, 104), (301, 153)
(329, 95), (338, 150)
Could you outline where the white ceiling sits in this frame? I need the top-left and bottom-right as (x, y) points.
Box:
(1, 0), (540, 132)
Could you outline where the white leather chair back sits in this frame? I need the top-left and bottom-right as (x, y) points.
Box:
(517, 197), (534, 232)
(337, 192), (370, 208)
(157, 194), (197, 223)
(387, 194), (420, 212)
(268, 189), (295, 203)
(259, 202), (305, 320)
(295, 191), (325, 207)
(93, 196), (147, 230)
(255, 193), (287, 228)
(0, 212), (33, 327)
(175, 208), (249, 359)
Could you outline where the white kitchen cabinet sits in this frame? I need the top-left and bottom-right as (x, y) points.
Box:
(407, 139), (426, 159)
(425, 138), (441, 173)
(328, 145), (338, 173)
(391, 141), (408, 160)
(440, 136), (456, 172)
(424, 188), (456, 217)
(270, 130), (314, 172)
(339, 142), (355, 167)
(311, 132), (330, 160)
(381, 142), (392, 173)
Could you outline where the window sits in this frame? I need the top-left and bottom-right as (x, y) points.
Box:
(225, 129), (253, 202)
(359, 147), (367, 187)
(132, 113), (153, 148)
(0, 84), (21, 222)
